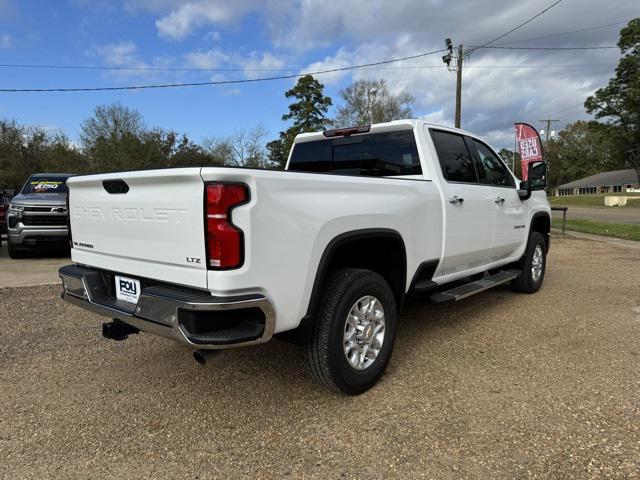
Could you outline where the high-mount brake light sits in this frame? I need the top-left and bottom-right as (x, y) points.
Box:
(205, 183), (249, 269)
(322, 125), (371, 137)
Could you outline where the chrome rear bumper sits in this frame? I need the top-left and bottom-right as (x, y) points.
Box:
(59, 264), (275, 350)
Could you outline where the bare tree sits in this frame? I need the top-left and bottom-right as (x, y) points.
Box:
(80, 103), (145, 150)
(204, 125), (271, 168)
(334, 79), (415, 127)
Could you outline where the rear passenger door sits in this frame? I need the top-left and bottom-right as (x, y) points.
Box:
(429, 129), (495, 276)
(466, 137), (527, 262)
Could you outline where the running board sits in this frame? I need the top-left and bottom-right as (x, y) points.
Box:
(429, 270), (521, 304)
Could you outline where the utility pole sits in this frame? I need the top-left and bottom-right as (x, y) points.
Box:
(539, 119), (559, 141)
(539, 118), (559, 193)
(455, 45), (463, 129)
(442, 39), (464, 128)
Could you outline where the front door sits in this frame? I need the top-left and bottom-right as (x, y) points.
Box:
(465, 137), (527, 262)
(429, 129), (495, 276)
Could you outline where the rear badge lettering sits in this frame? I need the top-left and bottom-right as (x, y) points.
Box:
(186, 257), (201, 264)
(72, 207), (187, 224)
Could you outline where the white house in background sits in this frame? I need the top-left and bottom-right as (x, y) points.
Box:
(554, 168), (640, 196)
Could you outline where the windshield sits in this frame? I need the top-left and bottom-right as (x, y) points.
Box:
(21, 175), (71, 194)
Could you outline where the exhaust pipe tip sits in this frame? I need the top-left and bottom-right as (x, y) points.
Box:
(193, 349), (220, 365)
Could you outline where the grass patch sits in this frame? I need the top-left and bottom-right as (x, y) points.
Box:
(548, 193), (640, 208)
(552, 218), (640, 242)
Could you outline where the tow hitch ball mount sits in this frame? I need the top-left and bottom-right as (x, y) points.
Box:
(102, 320), (140, 341)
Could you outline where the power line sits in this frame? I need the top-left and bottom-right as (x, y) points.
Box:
(470, 45), (618, 51)
(545, 102), (588, 117)
(461, 64), (615, 68)
(495, 21), (627, 46)
(0, 47), (447, 93)
(0, 62), (617, 72)
(470, 0), (564, 52)
(0, 63), (295, 72)
(0, 18), (622, 75)
(376, 64), (615, 70)
(555, 109), (590, 119)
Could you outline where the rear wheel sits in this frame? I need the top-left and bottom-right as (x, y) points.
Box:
(511, 231), (546, 293)
(304, 268), (397, 395)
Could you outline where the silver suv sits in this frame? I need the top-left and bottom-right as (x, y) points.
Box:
(6, 173), (75, 258)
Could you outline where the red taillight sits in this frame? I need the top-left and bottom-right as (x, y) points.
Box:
(205, 183), (249, 269)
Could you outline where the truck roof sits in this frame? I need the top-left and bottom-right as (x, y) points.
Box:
(294, 119), (478, 144)
(30, 173), (77, 177)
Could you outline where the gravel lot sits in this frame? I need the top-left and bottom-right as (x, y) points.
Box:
(1, 236), (639, 479)
(0, 241), (70, 288)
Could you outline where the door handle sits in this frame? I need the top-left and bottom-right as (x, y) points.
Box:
(449, 196), (464, 205)
(494, 197), (505, 204)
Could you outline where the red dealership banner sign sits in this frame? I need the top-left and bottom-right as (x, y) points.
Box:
(514, 123), (543, 180)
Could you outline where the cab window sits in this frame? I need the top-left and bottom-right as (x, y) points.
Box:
(429, 130), (478, 183)
(466, 138), (514, 188)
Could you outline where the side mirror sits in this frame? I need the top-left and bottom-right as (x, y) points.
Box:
(528, 161), (547, 191)
(518, 181), (530, 200)
(518, 161), (547, 201)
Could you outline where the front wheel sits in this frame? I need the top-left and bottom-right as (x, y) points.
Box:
(7, 239), (25, 259)
(304, 268), (397, 395)
(511, 231), (546, 293)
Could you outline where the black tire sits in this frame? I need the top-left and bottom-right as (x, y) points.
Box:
(7, 239), (25, 259)
(304, 268), (397, 395)
(511, 231), (546, 293)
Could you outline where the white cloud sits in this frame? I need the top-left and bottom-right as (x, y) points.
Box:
(0, 33), (12, 49)
(91, 40), (145, 67)
(184, 48), (229, 68)
(156, 3), (228, 40)
(87, 41), (181, 81)
(203, 30), (220, 42)
(301, 48), (352, 85)
(91, 0), (636, 147)
(420, 109), (450, 127)
(243, 52), (285, 79)
(130, 0), (262, 40)
(299, 35), (620, 148)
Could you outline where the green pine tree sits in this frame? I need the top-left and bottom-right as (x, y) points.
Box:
(269, 75), (332, 169)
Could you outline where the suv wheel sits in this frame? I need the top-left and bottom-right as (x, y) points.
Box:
(7, 239), (25, 259)
(304, 268), (397, 395)
(511, 231), (546, 293)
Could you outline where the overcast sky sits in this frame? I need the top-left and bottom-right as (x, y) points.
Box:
(0, 0), (638, 148)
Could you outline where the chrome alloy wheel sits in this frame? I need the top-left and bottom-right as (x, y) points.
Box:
(343, 295), (386, 371)
(531, 244), (544, 282)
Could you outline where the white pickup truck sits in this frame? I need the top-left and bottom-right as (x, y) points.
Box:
(59, 119), (550, 395)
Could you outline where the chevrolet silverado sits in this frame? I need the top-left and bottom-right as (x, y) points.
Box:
(59, 120), (550, 394)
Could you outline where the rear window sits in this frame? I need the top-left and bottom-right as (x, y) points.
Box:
(21, 175), (71, 194)
(288, 130), (422, 177)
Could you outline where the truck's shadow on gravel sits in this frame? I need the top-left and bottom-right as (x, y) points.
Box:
(137, 286), (513, 401)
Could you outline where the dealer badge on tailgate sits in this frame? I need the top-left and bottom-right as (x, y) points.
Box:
(115, 275), (141, 304)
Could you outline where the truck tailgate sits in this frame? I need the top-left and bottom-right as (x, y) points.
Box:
(67, 168), (208, 289)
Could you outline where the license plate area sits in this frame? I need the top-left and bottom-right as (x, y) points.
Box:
(115, 275), (141, 304)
